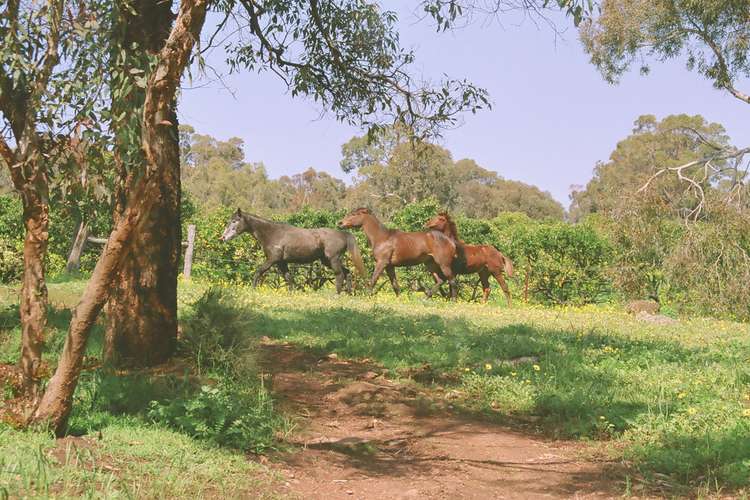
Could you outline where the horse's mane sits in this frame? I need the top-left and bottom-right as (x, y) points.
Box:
(438, 211), (460, 241)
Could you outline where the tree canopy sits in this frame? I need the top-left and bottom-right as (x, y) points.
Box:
(580, 0), (750, 105)
(569, 114), (737, 221)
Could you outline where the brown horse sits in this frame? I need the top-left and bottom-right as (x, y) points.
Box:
(425, 212), (514, 305)
(338, 208), (457, 299)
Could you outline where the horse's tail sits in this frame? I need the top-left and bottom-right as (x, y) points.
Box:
(346, 234), (367, 278)
(491, 245), (514, 277)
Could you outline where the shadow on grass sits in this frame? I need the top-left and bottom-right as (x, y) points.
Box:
(0, 303), (105, 365)
(247, 302), (750, 491)
(250, 304), (709, 432)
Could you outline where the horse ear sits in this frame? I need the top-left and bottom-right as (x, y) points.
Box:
(236, 207), (242, 215)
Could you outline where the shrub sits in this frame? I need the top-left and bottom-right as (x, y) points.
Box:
(147, 381), (281, 453)
(664, 209), (750, 321)
(0, 195), (24, 283)
(179, 287), (258, 378)
(486, 215), (613, 305)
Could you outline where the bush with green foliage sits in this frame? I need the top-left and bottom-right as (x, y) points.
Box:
(0, 195), (24, 282)
(3, 188), (750, 317)
(0, 193), (114, 280)
(665, 209), (750, 321)
(179, 287), (259, 378)
(146, 381), (280, 452)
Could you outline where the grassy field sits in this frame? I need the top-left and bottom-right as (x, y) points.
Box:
(1, 278), (750, 497)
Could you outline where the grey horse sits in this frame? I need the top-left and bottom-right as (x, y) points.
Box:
(220, 208), (366, 293)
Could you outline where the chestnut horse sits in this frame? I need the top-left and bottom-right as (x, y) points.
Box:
(425, 212), (513, 305)
(338, 208), (457, 299)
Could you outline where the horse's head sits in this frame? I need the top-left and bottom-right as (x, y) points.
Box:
(425, 212), (458, 239)
(220, 208), (246, 242)
(338, 207), (371, 229)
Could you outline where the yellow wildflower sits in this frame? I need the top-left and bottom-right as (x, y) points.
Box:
(677, 392), (686, 399)
(687, 407), (697, 416)
(533, 364), (541, 371)
(484, 363), (492, 371)
(510, 372), (517, 377)
(743, 409), (750, 418)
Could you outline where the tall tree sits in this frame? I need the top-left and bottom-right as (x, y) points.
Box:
(279, 168), (347, 212)
(581, 0), (750, 106)
(453, 158), (564, 219)
(104, 0), (489, 367)
(181, 128), (281, 212)
(32, 0), (210, 433)
(341, 128), (564, 219)
(0, 0), (106, 392)
(103, 0), (183, 367)
(569, 114), (735, 221)
(341, 127), (457, 216)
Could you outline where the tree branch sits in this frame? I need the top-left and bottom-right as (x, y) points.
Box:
(638, 146), (750, 219)
(682, 22), (750, 105)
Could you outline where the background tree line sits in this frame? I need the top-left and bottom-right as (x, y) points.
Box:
(3, 111), (749, 323)
(178, 124), (565, 220)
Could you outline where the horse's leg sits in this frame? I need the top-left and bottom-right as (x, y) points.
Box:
(369, 260), (387, 293)
(438, 263), (457, 301)
(277, 262), (293, 292)
(345, 267), (353, 294)
(425, 262), (445, 299)
(329, 256), (346, 294)
(385, 265), (400, 295)
(479, 269), (491, 303)
(253, 259), (277, 288)
(493, 269), (512, 307)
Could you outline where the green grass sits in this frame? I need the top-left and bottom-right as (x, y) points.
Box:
(208, 282), (750, 493)
(0, 279), (283, 498)
(0, 422), (276, 498)
(2, 278), (750, 496)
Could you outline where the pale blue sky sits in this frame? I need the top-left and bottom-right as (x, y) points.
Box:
(178, 5), (748, 207)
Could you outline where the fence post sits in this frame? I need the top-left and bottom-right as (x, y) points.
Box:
(183, 224), (196, 280)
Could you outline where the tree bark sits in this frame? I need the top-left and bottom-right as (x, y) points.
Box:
(31, 0), (208, 434)
(104, 111), (181, 367)
(18, 185), (49, 396)
(65, 220), (89, 273)
(104, 0), (180, 367)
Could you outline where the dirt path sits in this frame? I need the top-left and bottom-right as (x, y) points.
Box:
(260, 341), (625, 500)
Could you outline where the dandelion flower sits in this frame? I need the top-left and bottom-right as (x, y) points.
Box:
(484, 363), (492, 371)
(677, 392), (686, 399)
(687, 407), (697, 416)
(510, 372), (517, 377)
(599, 416), (606, 420)
(533, 364), (541, 371)
(464, 368), (470, 372)
(743, 409), (750, 418)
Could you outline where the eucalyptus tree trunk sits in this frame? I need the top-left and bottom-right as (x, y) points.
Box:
(32, 0), (208, 433)
(104, 0), (180, 367)
(17, 160), (49, 396)
(0, 118), (52, 398)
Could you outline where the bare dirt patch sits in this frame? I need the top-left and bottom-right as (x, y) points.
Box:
(260, 342), (629, 500)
